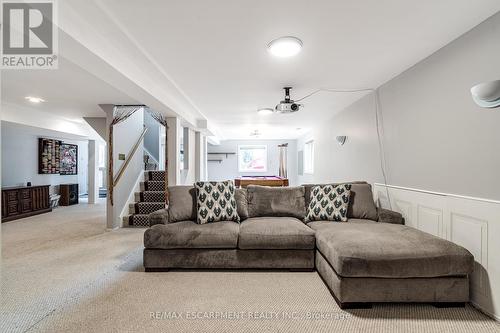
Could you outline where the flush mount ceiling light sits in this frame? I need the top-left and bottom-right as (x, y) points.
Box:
(25, 96), (45, 103)
(257, 108), (274, 115)
(471, 80), (500, 108)
(267, 36), (303, 57)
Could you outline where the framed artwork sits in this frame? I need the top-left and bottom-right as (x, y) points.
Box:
(60, 144), (78, 175)
(38, 138), (61, 174)
(238, 145), (267, 172)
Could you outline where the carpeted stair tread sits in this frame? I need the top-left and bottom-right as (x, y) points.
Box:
(140, 191), (166, 203)
(133, 202), (165, 214)
(142, 181), (165, 191)
(127, 214), (149, 227)
(145, 170), (166, 181)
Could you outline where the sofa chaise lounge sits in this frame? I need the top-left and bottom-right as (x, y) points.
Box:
(144, 183), (474, 308)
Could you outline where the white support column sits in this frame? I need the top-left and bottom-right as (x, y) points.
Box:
(0, 72), (2, 265)
(166, 117), (181, 185)
(87, 140), (99, 204)
(100, 104), (115, 229)
(203, 135), (208, 180)
(195, 131), (207, 181)
(183, 127), (190, 170)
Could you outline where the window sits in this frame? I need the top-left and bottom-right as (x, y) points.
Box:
(238, 145), (267, 172)
(304, 140), (314, 174)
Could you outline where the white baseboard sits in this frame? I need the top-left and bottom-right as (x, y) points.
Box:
(471, 301), (500, 321)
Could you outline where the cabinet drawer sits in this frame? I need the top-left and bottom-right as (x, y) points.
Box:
(21, 200), (32, 213)
(20, 189), (31, 199)
(6, 191), (18, 202)
(7, 202), (19, 216)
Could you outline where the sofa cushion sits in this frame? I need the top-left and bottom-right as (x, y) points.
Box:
(347, 183), (379, 221)
(238, 217), (315, 250)
(144, 220), (239, 249)
(377, 208), (404, 224)
(148, 209), (169, 227)
(247, 185), (306, 219)
(235, 188), (249, 221)
(305, 184), (351, 222)
(167, 186), (197, 222)
(309, 222), (474, 278)
(195, 181), (240, 224)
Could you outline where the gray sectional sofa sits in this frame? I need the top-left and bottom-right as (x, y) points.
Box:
(144, 182), (474, 309)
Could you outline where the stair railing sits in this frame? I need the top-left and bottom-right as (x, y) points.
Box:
(143, 146), (159, 170)
(113, 127), (148, 188)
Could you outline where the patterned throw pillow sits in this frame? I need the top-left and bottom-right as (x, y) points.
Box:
(195, 181), (240, 224)
(305, 184), (352, 222)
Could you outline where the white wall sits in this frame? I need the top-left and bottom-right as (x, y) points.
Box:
(378, 12), (500, 201)
(207, 139), (298, 186)
(144, 111), (160, 162)
(1, 121), (88, 195)
(300, 11), (500, 201)
(107, 108), (144, 229)
(297, 92), (384, 186)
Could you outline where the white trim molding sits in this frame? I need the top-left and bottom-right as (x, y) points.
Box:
(374, 183), (500, 205)
(374, 183), (500, 321)
(118, 170), (144, 228)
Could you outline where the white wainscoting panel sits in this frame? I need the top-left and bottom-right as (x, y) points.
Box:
(417, 205), (443, 238)
(374, 184), (500, 320)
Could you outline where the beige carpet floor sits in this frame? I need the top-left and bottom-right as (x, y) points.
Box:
(1, 199), (499, 333)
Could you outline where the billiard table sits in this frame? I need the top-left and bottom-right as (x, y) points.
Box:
(234, 176), (289, 188)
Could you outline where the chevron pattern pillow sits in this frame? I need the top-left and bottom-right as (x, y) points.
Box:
(305, 184), (352, 222)
(195, 181), (240, 224)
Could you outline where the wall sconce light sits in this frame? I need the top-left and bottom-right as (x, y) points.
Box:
(336, 136), (347, 146)
(471, 80), (500, 108)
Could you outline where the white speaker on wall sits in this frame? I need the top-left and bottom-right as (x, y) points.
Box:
(471, 80), (500, 108)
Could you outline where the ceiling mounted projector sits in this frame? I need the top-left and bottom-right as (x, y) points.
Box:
(256, 87), (303, 115)
(471, 80), (500, 108)
(275, 87), (302, 113)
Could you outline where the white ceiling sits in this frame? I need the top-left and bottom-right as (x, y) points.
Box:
(98, 0), (500, 139)
(1, 56), (138, 121)
(2, 1), (499, 140)
(1, 120), (89, 142)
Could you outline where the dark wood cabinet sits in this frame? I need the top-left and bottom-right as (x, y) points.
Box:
(1, 185), (51, 222)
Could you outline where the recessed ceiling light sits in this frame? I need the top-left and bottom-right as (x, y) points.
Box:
(257, 108), (274, 115)
(267, 36), (303, 58)
(25, 96), (45, 103)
